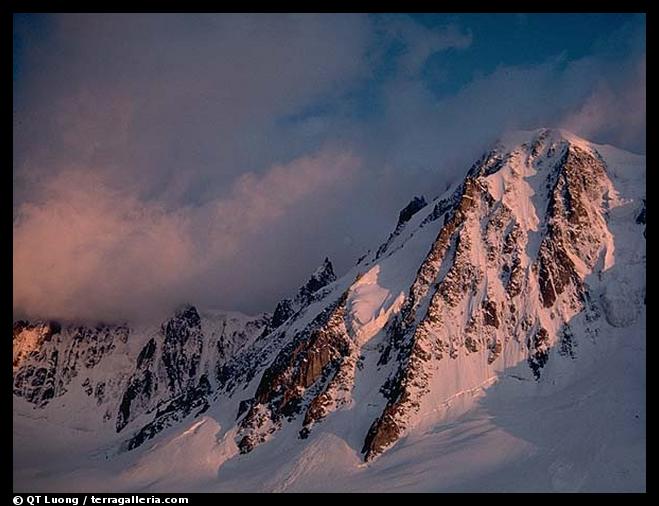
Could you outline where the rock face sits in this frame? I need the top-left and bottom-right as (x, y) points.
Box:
(376, 196), (428, 258)
(360, 130), (622, 460)
(213, 257), (340, 401)
(115, 305), (208, 435)
(13, 306), (269, 449)
(636, 198), (646, 238)
(13, 128), (645, 466)
(237, 291), (354, 452)
(268, 257), (337, 332)
(13, 321), (129, 407)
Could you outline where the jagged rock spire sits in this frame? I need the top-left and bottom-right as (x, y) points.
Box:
(269, 257), (337, 331)
(397, 195), (427, 227)
(376, 196), (428, 259)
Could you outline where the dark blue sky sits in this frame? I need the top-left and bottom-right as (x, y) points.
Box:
(13, 14), (645, 321)
(421, 14), (644, 94)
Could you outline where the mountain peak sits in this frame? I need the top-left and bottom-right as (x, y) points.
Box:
(269, 257), (338, 331)
(297, 256), (337, 303)
(309, 257), (336, 288)
(495, 127), (595, 155)
(397, 195), (428, 227)
(171, 303), (201, 323)
(375, 196), (429, 260)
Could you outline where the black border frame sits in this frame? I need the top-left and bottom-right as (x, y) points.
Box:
(7, 1), (651, 498)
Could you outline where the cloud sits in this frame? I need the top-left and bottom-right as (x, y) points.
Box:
(346, 48), (645, 185)
(13, 149), (359, 322)
(560, 57), (645, 153)
(13, 14), (372, 202)
(376, 15), (472, 75)
(13, 13), (645, 321)
(13, 169), (192, 322)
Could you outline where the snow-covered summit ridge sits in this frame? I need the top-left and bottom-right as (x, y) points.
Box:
(233, 127), (645, 461)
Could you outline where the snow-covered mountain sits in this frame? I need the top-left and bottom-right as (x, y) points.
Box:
(13, 128), (646, 492)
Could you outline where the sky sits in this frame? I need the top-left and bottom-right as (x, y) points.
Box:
(13, 13), (646, 323)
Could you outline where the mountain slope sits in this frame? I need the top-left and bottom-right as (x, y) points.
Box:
(13, 128), (645, 492)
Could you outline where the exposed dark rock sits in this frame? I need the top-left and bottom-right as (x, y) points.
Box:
(13, 131), (638, 466)
(13, 321), (126, 407)
(270, 299), (295, 329)
(376, 197), (428, 258)
(237, 292), (351, 453)
(295, 258), (336, 301)
(300, 348), (355, 437)
(122, 375), (212, 451)
(464, 334), (479, 353)
(636, 198), (646, 237)
(13, 320), (29, 338)
(266, 258), (337, 334)
(215, 327), (289, 395)
(397, 196), (428, 227)
(237, 399), (253, 420)
(137, 338), (156, 369)
(116, 368), (156, 433)
(467, 149), (508, 178)
(420, 189), (461, 228)
(528, 327), (551, 379)
(161, 305), (204, 393)
(506, 256), (524, 298)
(363, 176), (494, 461)
(82, 378), (93, 396)
(362, 410), (401, 461)
(362, 140), (615, 461)
(537, 145), (609, 308)
(487, 338), (503, 364)
(116, 306), (206, 435)
(94, 382), (106, 405)
(482, 300), (499, 328)
(13, 351), (60, 407)
(558, 325), (576, 358)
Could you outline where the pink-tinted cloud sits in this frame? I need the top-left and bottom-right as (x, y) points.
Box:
(560, 57), (645, 153)
(13, 149), (359, 322)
